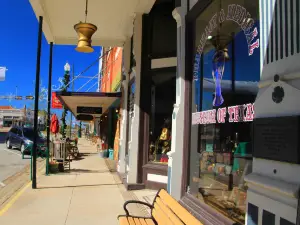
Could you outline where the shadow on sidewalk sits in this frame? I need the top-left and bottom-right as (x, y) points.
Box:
(49, 169), (111, 175)
(80, 153), (99, 156)
(69, 157), (85, 161)
(65, 168), (109, 174)
(37, 183), (122, 189)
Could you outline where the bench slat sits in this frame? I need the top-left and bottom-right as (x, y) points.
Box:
(128, 217), (136, 225)
(158, 189), (203, 225)
(119, 217), (130, 225)
(152, 206), (173, 224)
(120, 217), (155, 225)
(133, 218), (142, 225)
(145, 218), (156, 225)
(139, 218), (148, 225)
(155, 198), (184, 225)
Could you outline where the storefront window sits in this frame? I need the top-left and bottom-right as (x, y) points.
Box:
(126, 79), (135, 156)
(149, 70), (175, 164)
(189, 1), (260, 224)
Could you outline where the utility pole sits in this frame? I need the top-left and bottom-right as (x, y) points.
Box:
(69, 64), (74, 138)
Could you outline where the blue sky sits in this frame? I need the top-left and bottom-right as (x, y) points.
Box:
(0, 0), (101, 114)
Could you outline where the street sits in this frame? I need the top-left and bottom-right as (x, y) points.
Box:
(0, 133), (29, 186)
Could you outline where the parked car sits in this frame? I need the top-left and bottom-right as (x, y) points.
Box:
(6, 126), (46, 154)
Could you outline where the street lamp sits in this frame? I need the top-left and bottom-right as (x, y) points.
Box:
(64, 63), (70, 73)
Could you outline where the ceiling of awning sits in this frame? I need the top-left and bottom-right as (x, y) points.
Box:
(56, 92), (121, 119)
(29, 0), (155, 47)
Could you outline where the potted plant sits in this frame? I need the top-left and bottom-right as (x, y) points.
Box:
(49, 160), (59, 173)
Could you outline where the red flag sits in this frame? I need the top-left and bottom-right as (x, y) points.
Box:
(50, 114), (59, 134)
(52, 92), (63, 109)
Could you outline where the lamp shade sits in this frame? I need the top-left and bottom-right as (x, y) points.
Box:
(74, 22), (97, 53)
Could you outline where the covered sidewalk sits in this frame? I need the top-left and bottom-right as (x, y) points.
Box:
(28, 0), (156, 188)
(56, 91), (121, 120)
(0, 138), (153, 225)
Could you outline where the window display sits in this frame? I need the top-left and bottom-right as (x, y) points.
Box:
(189, 0), (260, 224)
(126, 79), (135, 156)
(149, 118), (172, 163)
(148, 71), (175, 164)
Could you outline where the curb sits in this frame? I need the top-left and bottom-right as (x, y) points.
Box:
(0, 159), (46, 211)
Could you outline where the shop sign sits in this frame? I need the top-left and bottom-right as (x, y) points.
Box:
(192, 103), (254, 125)
(51, 92), (63, 109)
(76, 114), (94, 121)
(77, 106), (102, 114)
(193, 4), (260, 81)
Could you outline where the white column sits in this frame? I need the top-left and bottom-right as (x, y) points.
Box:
(168, 3), (187, 200)
(118, 38), (131, 174)
(246, 0), (300, 224)
(127, 14), (142, 184)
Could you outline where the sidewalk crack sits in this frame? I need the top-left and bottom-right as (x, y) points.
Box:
(64, 174), (77, 225)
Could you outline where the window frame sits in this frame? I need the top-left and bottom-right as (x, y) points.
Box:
(181, 0), (260, 224)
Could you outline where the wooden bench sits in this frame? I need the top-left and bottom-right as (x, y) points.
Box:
(118, 189), (203, 225)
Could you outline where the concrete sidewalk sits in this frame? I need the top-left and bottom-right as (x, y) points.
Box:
(0, 139), (148, 225)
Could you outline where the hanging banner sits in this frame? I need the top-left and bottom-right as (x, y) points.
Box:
(0, 67), (7, 81)
(52, 92), (63, 109)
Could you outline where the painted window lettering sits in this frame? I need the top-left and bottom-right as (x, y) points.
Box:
(193, 4), (259, 81)
(192, 103), (255, 125)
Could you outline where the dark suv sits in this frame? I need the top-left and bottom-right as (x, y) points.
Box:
(6, 126), (46, 154)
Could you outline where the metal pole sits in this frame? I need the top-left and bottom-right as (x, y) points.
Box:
(70, 65), (74, 138)
(46, 42), (53, 176)
(32, 16), (43, 189)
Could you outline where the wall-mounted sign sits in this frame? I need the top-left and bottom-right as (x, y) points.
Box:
(192, 103), (254, 125)
(76, 114), (94, 121)
(193, 4), (260, 81)
(253, 116), (300, 164)
(77, 106), (102, 114)
(51, 92), (63, 109)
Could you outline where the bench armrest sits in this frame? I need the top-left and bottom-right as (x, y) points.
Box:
(123, 200), (153, 216)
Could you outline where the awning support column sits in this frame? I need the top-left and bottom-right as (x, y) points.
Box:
(46, 42), (53, 176)
(32, 16), (43, 189)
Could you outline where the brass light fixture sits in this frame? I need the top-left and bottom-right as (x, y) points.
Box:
(209, 34), (231, 61)
(209, 0), (231, 61)
(74, 0), (97, 53)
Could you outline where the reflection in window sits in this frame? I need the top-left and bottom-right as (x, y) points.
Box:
(189, 0), (260, 224)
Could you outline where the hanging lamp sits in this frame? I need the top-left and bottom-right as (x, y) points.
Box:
(74, 0), (97, 53)
(210, 0), (231, 107)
